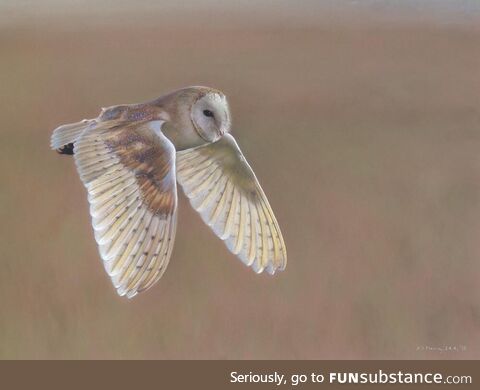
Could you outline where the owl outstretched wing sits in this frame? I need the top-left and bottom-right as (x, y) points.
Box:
(176, 134), (286, 274)
(53, 119), (178, 298)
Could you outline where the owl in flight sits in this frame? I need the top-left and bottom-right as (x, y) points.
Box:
(51, 86), (286, 298)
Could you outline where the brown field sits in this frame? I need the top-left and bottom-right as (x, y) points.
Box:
(1, 2), (480, 359)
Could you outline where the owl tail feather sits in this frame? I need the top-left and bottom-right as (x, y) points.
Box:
(50, 118), (96, 155)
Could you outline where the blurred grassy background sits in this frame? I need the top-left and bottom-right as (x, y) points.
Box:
(1, 1), (480, 359)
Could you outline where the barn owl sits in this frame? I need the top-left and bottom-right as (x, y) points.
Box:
(50, 86), (286, 298)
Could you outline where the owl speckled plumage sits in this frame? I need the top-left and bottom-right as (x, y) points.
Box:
(51, 86), (286, 298)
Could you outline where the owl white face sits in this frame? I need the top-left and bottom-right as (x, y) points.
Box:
(191, 92), (231, 142)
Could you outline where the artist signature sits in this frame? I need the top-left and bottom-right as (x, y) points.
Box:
(416, 345), (467, 353)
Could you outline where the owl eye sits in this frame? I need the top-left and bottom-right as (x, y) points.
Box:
(203, 109), (214, 118)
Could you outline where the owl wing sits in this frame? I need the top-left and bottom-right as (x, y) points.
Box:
(72, 120), (178, 298)
(176, 134), (286, 274)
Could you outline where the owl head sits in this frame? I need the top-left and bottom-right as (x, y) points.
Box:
(154, 86), (231, 149)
